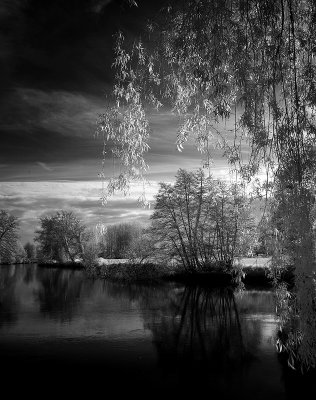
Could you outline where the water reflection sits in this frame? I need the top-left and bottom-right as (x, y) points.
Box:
(0, 265), (19, 328)
(140, 286), (278, 396)
(147, 287), (246, 366)
(98, 281), (282, 396)
(34, 268), (83, 322)
(0, 265), (287, 398)
(23, 265), (35, 285)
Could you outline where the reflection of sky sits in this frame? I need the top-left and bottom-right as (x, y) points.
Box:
(236, 290), (279, 356)
(0, 0), (253, 244)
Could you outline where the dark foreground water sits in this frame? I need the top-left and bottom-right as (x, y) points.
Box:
(0, 264), (313, 399)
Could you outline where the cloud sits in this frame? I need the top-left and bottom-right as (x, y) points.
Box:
(37, 162), (54, 172)
(0, 180), (158, 244)
(0, 0), (157, 101)
(0, 87), (104, 137)
(14, 88), (104, 138)
(0, 86), (236, 182)
(0, 87), (107, 181)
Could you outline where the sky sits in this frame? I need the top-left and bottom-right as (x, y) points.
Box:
(0, 0), (238, 244)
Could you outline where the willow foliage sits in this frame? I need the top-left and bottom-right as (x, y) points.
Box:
(97, 0), (316, 372)
(98, 0), (316, 193)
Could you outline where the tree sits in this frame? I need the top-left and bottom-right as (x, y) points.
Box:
(24, 242), (36, 262)
(0, 210), (19, 264)
(98, 1), (316, 201)
(35, 211), (88, 263)
(14, 242), (27, 264)
(102, 222), (142, 258)
(151, 169), (254, 272)
(126, 227), (158, 264)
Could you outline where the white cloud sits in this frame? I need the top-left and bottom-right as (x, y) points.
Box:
(0, 180), (159, 244)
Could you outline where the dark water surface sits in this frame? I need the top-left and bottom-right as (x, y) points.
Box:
(0, 264), (309, 399)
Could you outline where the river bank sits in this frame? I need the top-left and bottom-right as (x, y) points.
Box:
(3, 256), (294, 288)
(84, 256), (294, 288)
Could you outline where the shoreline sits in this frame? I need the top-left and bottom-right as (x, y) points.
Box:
(1, 259), (295, 288)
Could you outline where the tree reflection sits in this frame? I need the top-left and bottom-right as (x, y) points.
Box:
(23, 264), (35, 285)
(103, 281), (266, 379)
(0, 266), (19, 328)
(34, 268), (84, 322)
(139, 285), (263, 391)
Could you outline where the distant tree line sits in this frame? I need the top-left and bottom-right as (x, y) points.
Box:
(33, 212), (145, 264)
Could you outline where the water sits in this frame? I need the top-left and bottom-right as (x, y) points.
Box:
(0, 264), (307, 398)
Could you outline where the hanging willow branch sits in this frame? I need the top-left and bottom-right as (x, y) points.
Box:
(98, 0), (316, 199)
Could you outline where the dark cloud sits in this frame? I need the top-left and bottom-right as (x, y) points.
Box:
(1, 128), (97, 162)
(0, 87), (105, 179)
(0, 1), (166, 182)
(0, 0), (160, 95)
(0, 85), (231, 181)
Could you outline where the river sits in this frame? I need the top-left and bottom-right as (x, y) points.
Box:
(0, 264), (308, 399)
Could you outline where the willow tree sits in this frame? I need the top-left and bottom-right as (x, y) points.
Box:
(97, 0), (316, 370)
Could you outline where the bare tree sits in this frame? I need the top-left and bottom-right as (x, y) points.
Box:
(151, 170), (254, 272)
